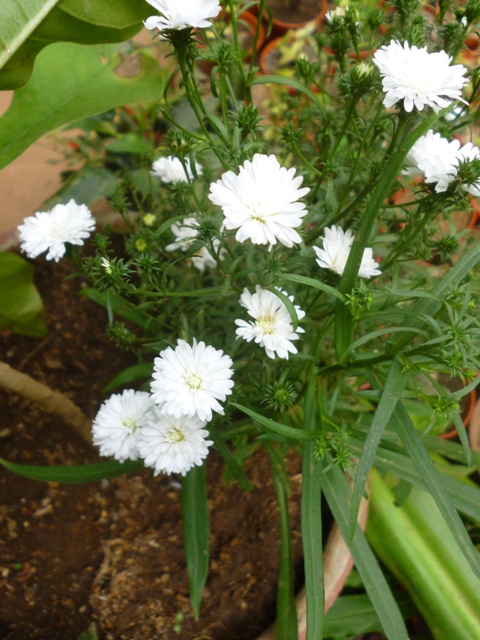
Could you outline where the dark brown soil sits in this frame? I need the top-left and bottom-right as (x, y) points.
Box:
(267, 0), (324, 25)
(0, 257), (303, 640)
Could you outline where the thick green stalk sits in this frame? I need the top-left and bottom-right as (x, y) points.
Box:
(367, 469), (480, 640)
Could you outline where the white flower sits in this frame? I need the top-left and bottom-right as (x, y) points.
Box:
(208, 154), (310, 249)
(235, 286), (305, 359)
(151, 156), (203, 184)
(151, 339), (234, 422)
(165, 216), (225, 272)
(314, 225), (381, 279)
(373, 40), (468, 113)
(144, 0), (221, 32)
(406, 130), (480, 195)
(325, 6), (346, 22)
(18, 200), (95, 262)
(137, 409), (212, 476)
(92, 390), (155, 463)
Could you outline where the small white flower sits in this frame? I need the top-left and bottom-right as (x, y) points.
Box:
(92, 390), (155, 463)
(208, 154), (310, 249)
(137, 409), (212, 476)
(406, 130), (480, 195)
(18, 200), (95, 262)
(101, 257), (112, 273)
(326, 6), (346, 22)
(235, 286), (305, 360)
(144, 0), (221, 32)
(151, 339), (234, 422)
(314, 226), (381, 279)
(151, 156), (203, 184)
(165, 216), (225, 272)
(373, 40), (468, 113)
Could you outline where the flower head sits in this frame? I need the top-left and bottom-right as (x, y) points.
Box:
(406, 130), (480, 195)
(165, 216), (225, 272)
(314, 226), (381, 279)
(208, 154), (310, 249)
(144, 0), (221, 32)
(92, 390), (155, 462)
(18, 200), (95, 262)
(235, 286), (305, 359)
(151, 339), (234, 422)
(373, 40), (468, 113)
(151, 156), (203, 184)
(137, 409), (212, 476)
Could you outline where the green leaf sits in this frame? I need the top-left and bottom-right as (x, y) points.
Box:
(349, 356), (407, 542)
(103, 363), (154, 394)
(0, 456), (144, 483)
(58, 0), (150, 29)
(209, 427), (253, 491)
(0, 0), (61, 70)
(282, 273), (346, 302)
(0, 253), (47, 337)
(105, 133), (153, 155)
(231, 403), (322, 441)
(81, 288), (149, 328)
(44, 166), (117, 209)
(321, 464), (410, 640)
(250, 74), (325, 113)
(181, 463), (209, 619)
(391, 401), (480, 579)
(0, 41), (167, 170)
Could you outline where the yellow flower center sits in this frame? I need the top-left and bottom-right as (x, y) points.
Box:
(185, 372), (203, 390)
(258, 315), (275, 334)
(167, 426), (186, 443)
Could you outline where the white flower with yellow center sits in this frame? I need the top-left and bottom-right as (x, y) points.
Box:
(92, 390), (155, 462)
(18, 200), (95, 262)
(208, 154), (310, 249)
(165, 216), (225, 272)
(373, 40), (468, 113)
(314, 226), (381, 279)
(235, 286), (305, 359)
(151, 156), (203, 184)
(137, 409), (212, 476)
(151, 339), (234, 421)
(144, 0), (221, 31)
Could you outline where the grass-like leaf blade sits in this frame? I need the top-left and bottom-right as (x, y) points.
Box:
(0, 457), (144, 482)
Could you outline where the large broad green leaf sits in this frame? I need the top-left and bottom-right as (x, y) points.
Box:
(0, 0), (61, 70)
(0, 0), (150, 88)
(0, 41), (167, 170)
(0, 253), (47, 337)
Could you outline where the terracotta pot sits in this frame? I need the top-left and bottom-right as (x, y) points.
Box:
(259, 33), (319, 88)
(252, 0), (328, 38)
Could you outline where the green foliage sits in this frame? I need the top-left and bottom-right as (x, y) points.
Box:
(0, 253), (46, 337)
(0, 456), (144, 482)
(0, 0), (150, 89)
(0, 41), (167, 170)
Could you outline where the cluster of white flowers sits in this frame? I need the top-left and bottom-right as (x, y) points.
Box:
(151, 155), (203, 184)
(406, 130), (480, 196)
(144, 0), (221, 32)
(165, 216), (225, 272)
(235, 286), (305, 359)
(373, 40), (468, 113)
(18, 200), (95, 262)
(314, 226), (381, 279)
(92, 340), (233, 476)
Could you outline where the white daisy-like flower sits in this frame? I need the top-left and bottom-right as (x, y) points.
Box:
(208, 154), (310, 249)
(314, 225), (381, 279)
(151, 339), (234, 422)
(151, 156), (203, 184)
(144, 0), (221, 32)
(373, 40), (468, 113)
(235, 286), (305, 360)
(18, 200), (95, 262)
(137, 408), (212, 476)
(406, 130), (480, 195)
(165, 216), (225, 272)
(92, 390), (156, 463)
(325, 6), (346, 23)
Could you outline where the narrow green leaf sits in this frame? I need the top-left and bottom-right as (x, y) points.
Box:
(181, 463), (209, 619)
(282, 273), (346, 302)
(424, 436), (480, 467)
(302, 373), (324, 640)
(321, 464), (410, 640)
(0, 456), (144, 483)
(451, 411), (471, 467)
(231, 403), (321, 441)
(81, 288), (149, 328)
(391, 401), (480, 579)
(341, 327), (427, 361)
(349, 356), (407, 542)
(266, 443), (298, 640)
(250, 74), (325, 113)
(103, 363), (154, 394)
(209, 427), (253, 491)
